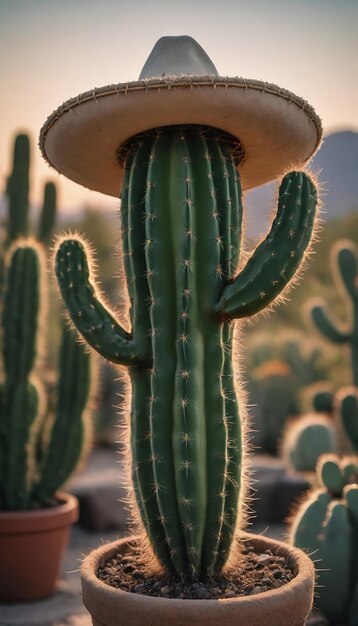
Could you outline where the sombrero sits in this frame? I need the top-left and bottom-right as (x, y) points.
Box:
(39, 35), (322, 195)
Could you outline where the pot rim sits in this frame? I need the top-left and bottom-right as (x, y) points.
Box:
(0, 491), (78, 534)
(81, 532), (315, 624)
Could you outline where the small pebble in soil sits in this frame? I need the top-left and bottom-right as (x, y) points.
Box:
(97, 543), (295, 601)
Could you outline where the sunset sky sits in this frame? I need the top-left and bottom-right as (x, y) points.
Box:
(0, 0), (357, 217)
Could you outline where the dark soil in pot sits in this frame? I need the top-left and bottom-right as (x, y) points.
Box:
(97, 540), (295, 601)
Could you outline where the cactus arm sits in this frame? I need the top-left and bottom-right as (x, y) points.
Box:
(217, 171), (317, 319)
(55, 239), (149, 367)
(2, 245), (42, 382)
(38, 182), (57, 244)
(311, 303), (351, 343)
(340, 390), (358, 452)
(32, 327), (92, 501)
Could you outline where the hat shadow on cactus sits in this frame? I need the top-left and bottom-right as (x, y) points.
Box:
(43, 35), (322, 582)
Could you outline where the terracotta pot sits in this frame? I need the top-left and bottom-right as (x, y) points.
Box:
(0, 492), (78, 602)
(81, 532), (315, 626)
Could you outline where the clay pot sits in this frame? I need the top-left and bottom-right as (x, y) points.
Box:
(0, 492), (78, 602)
(81, 532), (315, 626)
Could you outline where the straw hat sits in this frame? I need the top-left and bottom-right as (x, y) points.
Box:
(39, 35), (322, 196)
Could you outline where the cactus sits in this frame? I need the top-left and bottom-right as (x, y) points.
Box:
(38, 182), (57, 244)
(309, 240), (358, 386)
(55, 125), (318, 581)
(290, 454), (358, 624)
(282, 414), (336, 473)
(248, 360), (299, 455)
(6, 134), (30, 241)
(0, 239), (93, 510)
(335, 386), (358, 453)
(3, 133), (57, 249)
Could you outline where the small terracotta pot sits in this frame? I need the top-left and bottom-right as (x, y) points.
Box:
(0, 492), (78, 602)
(81, 532), (315, 626)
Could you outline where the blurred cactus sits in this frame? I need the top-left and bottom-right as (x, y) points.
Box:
(282, 414), (336, 472)
(334, 387), (358, 453)
(309, 240), (358, 386)
(248, 360), (299, 455)
(6, 134), (30, 241)
(55, 124), (318, 580)
(38, 182), (57, 244)
(300, 381), (334, 414)
(3, 132), (57, 249)
(0, 240), (94, 510)
(290, 454), (358, 624)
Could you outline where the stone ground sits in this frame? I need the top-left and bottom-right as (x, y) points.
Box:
(0, 447), (323, 626)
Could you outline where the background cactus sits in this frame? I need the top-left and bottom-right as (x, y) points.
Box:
(55, 124), (318, 581)
(334, 386), (358, 453)
(309, 240), (358, 386)
(4, 132), (57, 247)
(282, 414), (336, 473)
(290, 454), (358, 624)
(0, 132), (94, 510)
(0, 239), (93, 510)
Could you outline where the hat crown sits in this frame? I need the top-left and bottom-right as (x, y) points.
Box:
(139, 35), (218, 79)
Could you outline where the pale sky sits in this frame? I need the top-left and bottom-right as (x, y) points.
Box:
(0, 0), (357, 216)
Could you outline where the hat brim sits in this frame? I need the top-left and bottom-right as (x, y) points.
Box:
(40, 75), (322, 196)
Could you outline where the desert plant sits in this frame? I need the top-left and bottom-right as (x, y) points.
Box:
(0, 239), (93, 510)
(309, 240), (358, 386)
(290, 454), (358, 624)
(55, 124), (318, 581)
(282, 414), (336, 473)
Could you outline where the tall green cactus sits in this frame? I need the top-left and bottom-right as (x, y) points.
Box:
(290, 455), (358, 624)
(55, 125), (318, 580)
(0, 240), (93, 511)
(310, 240), (358, 386)
(335, 386), (358, 453)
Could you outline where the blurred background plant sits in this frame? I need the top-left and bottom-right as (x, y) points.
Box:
(0, 133), (96, 510)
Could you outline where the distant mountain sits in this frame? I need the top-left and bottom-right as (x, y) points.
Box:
(245, 130), (358, 238)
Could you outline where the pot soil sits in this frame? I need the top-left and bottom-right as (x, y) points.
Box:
(81, 532), (315, 626)
(0, 492), (78, 602)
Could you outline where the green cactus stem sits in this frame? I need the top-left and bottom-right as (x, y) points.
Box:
(55, 124), (318, 581)
(6, 134), (30, 241)
(32, 324), (92, 502)
(0, 242), (43, 510)
(310, 241), (358, 386)
(38, 182), (57, 244)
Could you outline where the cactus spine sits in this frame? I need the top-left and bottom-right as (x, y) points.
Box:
(290, 455), (358, 624)
(310, 240), (358, 386)
(56, 125), (318, 580)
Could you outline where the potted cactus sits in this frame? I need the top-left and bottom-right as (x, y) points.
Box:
(41, 36), (322, 626)
(0, 135), (94, 602)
